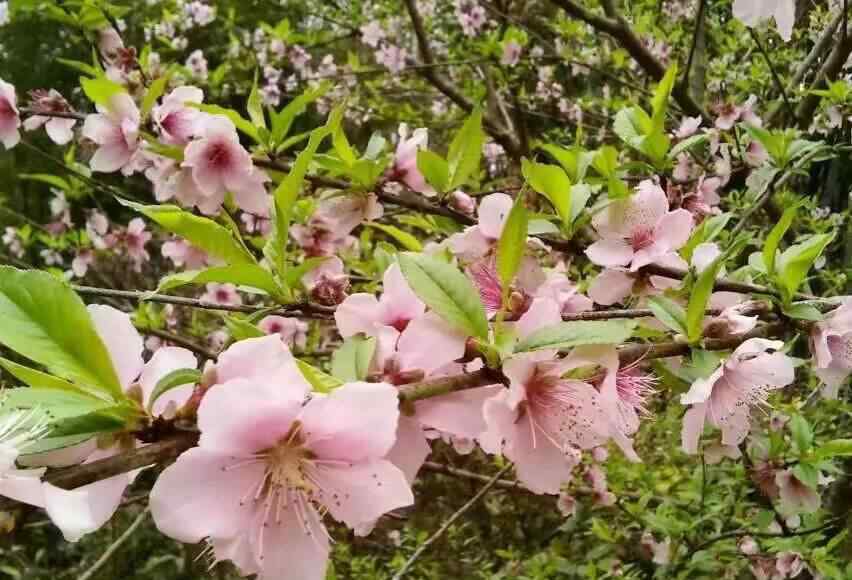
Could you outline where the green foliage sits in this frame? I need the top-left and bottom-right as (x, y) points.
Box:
(515, 320), (637, 352)
(331, 335), (376, 382)
(495, 194), (528, 294)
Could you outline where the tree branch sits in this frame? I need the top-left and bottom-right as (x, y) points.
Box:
(794, 22), (852, 127)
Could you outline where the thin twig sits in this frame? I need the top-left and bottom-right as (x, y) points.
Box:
(143, 328), (218, 361)
(691, 515), (846, 553)
(77, 508), (149, 580)
(748, 29), (795, 119)
(392, 463), (514, 580)
(682, 0), (707, 92)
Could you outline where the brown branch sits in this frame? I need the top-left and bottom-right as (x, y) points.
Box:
(794, 23), (852, 127)
(143, 328), (218, 361)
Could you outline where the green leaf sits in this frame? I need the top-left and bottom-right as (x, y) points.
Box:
(270, 82), (330, 146)
(157, 265), (280, 296)
(80, 76), (126, 107)
(140, 73), (170, 117)
(539, 143), (593, 182)
(521, 159), (572, 229)
(646, 296), (688, 335)
(247, 74), (267, 130)
(296, 359), (343, 394)
(398, 253), (489, 340)
(222, 317), (265, 341)
(119, 200), (256, 266)
(0, 267), (123, 399)
(0, 358), (96, 397)
(515, 320), (637, 352)
(790, 415), (814, 454)
(651, 64), (678, 131)
(668, 133), (709, 159)
(367, 223), (423, 252)
(331, 336), (376, 382)
(764, 204), (797, 275)
(686, 254), (727, 343)
(613, 107), (647, 151)
(284, 257), (331, 289)
(782, 303), (824, 321)
(777, 233), (834, 300)
(496, 194), (528, 292)
(592, 146), (619, 178)
(18, 173), (71, 191)
(147, 368), (200, 413)
(682, 213), (731, 262)
(447, 108), (483, 189)
(793, 463), (819, 489)
(332, 124), (357, 168)
(814, 439), (852, 460)
(416, 149), (449, 193)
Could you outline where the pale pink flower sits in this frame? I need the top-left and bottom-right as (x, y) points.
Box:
(149, 336), (413, 580)
(501, 40), (522, 66)
(0, 411), (51, 508)
(82, 93), (141, 174)
(2, 226), (24, 258)
(375, 44), (407, 74)
(153, 86), (204, 145)
(682, 175), (722, 218)
(124, 218), (151, 270)
(145, 156), (215, 214)
(588, 253), (685, 306)
(360, 21), (385, 47)
(481, 300), (610, 494)
(775, 469), (820, 515)
(449, 190), (476, 215)
(86, 211), (110, 249)
(200, 282), (242, 306)
(335, 263), (424, 337)
(681, 338), (795, 454)
(316, 193), (383, 236)
(98, 27), (124, 61)
(182, 115), (270, 215)
(302, 256), (349, 306)
(809, 297), (852, 398)
(23, 89), (76, 145)
(449, 193), (514, 262)
(586, 180), (694, 271)
(733, 0), (795, 41)
(641, 532), (671, 565)
(557, 492), (576, 517)
(0, 78), (21, 149)
(71, 249), (95, 278)
(258, 315), (308, 350)
(745, 140), (769, 167)
(704, 292), (759, 338)
(161, 237), (213, 270)
(674, 116), (701, 139)
(390, 124), (435, 196)
(775, 551), (805, 577)
(738, 535), (759, 555)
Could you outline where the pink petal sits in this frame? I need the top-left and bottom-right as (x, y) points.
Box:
(150, 447), (263, 543)
(588, 269), (635, 306)
(508, 415), (578, 494)
(138, 346), (197, 417)
(87, 304), (144, 389)
(397, 312), (466, 374)
(380, 263), (425, 327)
(653, 209), (694, 252)
(414, 384), (504, 438)
(46, 118), (76, 145)
(301, 382), (400, 462)
(0, 468), (46, 507)
(249, 503), (329, 580)
(334, 293), (382, 337)
(90, 144), (131, 173)
(43, 472), (134, 542)
(477, 193), (514, 239)
(586, 239), (634, 268)
(385, 415), (431, 483)
(215, 335), (312, 395)
(681, 403), (707, 454)
(514, 297), (562, 341)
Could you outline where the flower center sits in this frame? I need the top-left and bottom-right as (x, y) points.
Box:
(206, 142), (231, 169)
(630, 226), (654, 251)
(265, 433), (316, 494)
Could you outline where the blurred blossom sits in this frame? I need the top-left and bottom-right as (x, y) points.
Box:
(360, 20), (385, 48)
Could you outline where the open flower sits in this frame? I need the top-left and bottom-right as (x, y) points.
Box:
(810, 297), (852, 398)
(390, 124), (435, 196)
(586, 180), (693, 271)
(182, 115), (270, 215)
(0, 78), (21, 149)
(681, 338), (794, 454)
(23, 89), (76, 145)
(150, 336), (413, 580)
(449, 193), (514, 262)
(82, 93), (141, 174)
(733, 0), (795, 41)
(335, 263), (424, 336)
(152, 86), (204, 145)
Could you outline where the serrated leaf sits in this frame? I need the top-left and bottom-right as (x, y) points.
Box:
(147, 368), (200, 413)
(222, 316), (265, 341)
(790, 415), (814, 454)
(496, 194), (528, 292)
(651, 64), (678, 131)
(0, 267), (123, 399)
(157, 265), (279, 296)
(647, 296), (688, 335)
(270, 82), (330, 146)
(515, 320), (637, 352)
(447, 108), (483, 189)
(119, 200), (256, 266)
(398, 253), (489, 340)
(296, 359), (343, 393)
(247, 74), (267, 130)
(331, 336), (376, 382)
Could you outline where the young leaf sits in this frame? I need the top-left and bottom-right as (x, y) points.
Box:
(515, 320), (637, 352)
(296, 359), (343, 394)
(140, 73), (170, 117)
(814, 439), (852, 460)
(447, 108), (483, 189)
(651, 64), (678, 131)
(416, 149), (449, 193)
(646, 296), (688, 336)
(119, 200), (256, 266)
(496, 194), (528, 292)
(782, 303), (824, 321)
(790, 415), (814, 454)
(270, 82), (330, 146)
(147, 368), (201, 413)
(331, 336), (376, 382)
(521, 159), (572, 229)
(157, 265), (280, 297)
(777, 233), (834, 300)
(247, 74), (267, 130)
(686, 254), (727, 343)
(367, 223), (423, 252)
(0, 357), (98, 397)
(398, 253), (489, 340)
(80, 76), (126, 107)
(764, 204), (797, 276)
(0, 267), (123, 399)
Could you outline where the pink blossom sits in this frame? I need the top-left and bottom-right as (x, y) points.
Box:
(0, 78), (21, 149)
(738, 535), (759, 555)
(82, 93), (141, 174)
(201, 282), (242, 306)
(316, 193), (383, 236)
(704, 292), (760, 338)
(809, 297), (852, 398)
(145, 156), (215, 214)
(390, 124), (435, 196)
(745, 139), (769, 167)
(360, 21), (385, 48)
(557, 492), (576, 517)
(449, 190), (476, 215)
(335, 263), (424, 336)
(22, 89), (76, 145)
(674, 116), (701, 139)
(124, 217), (151, 270)
(682, 175), (721, 218)
(153, 86), (204, 145)
(775, 469), (821, 515)
(71, 249), (95, 278)
(258, 315), (308, 350)
(586, 180), (694, 271)
(2, 226), (24, 258)
(375, 44), (407, 74)
(501, 40), (523, 66)
(681, 338), (795, 453)
(86, 211), (110, 249)
(0, 411), (50, 508)
(775, 551), (805, 578)
(587, 253), (685, 306)
(182, 115), (270, 215)
(186, 49), (208, 81)
(640, 532), (671, 565)
(449, 193), (514, 262)
(302, 256), (349, 306)
(161, 237), (213, 270)
(733, 0), (795, 41)
(149, 336), (413, 580)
